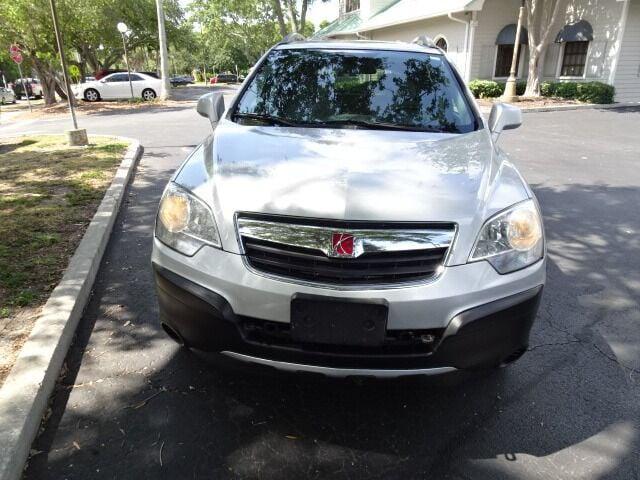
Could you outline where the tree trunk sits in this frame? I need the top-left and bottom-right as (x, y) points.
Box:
(524, 48), (542, 97)
(31, 56), (57, 105)
(300, 0), (308, 33)
(287, 0), (300, 32)
(272, 0), (288, 37)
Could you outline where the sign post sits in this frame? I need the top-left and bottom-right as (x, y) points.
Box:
(10, 44), (32, 112)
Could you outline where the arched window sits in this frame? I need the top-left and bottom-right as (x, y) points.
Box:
(494, 24), (528, 78)
(435, 37), (448, 52)
(555, 20), (593, 77)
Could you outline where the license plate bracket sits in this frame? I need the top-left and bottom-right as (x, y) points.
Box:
(290, 294), (388, 347)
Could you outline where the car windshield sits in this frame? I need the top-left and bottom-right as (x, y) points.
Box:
(234, 48), (477, 133)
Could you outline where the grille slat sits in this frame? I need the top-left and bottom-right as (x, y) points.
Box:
(244, 240), (446, 265)
(240, 218), (453, 285)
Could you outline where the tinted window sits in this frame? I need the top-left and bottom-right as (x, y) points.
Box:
(106, 74), (127, 82)
(130, 74), (144, 81)
(235, 48), (476, 133)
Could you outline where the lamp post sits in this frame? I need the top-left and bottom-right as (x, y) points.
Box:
(117, 22), (135, 101)
(49, 0), (87, 145)
(502, 1), (525, 102)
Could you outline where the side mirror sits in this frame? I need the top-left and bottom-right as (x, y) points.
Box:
(197, 92), (226, 126)
(488, 103), (522, 142)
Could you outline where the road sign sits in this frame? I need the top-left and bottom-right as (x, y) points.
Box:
(10, 44), (23, 64)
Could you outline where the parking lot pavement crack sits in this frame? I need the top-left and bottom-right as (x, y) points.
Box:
(591, 342), (640, 375)
(527, 339), (582, 352)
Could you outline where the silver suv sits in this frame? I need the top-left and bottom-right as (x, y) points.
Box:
(152, 39), (545, 377)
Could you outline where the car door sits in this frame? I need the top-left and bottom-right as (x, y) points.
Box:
(129, 74), (145, 97)
(100, 73), (129, 99)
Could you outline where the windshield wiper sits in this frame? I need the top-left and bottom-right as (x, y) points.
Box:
(233, 113), (300, 127)
(312, 119), (448, 133)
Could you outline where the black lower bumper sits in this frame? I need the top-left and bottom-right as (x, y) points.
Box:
(153, 265), (543, 371)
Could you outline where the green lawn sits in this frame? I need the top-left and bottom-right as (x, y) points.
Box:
(0, 135), (127, 319)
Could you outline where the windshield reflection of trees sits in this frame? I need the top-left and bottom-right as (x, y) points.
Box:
(237, 50), (472, 133)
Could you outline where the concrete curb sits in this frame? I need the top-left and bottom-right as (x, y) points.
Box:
(0, 136), (143, 480)
(479, 101), (640, 114)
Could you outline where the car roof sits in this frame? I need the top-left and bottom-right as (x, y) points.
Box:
(274, 40), (441, 55)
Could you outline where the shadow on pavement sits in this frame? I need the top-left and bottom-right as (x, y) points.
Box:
(24, 179), (640, 479)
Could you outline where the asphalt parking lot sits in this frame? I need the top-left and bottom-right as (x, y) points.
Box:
(4, 95), (638, 479)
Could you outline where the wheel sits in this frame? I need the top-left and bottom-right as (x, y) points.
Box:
(142, 88), (156, 101)
(84, 88), (100, 102)
(0, 98), (5, 105)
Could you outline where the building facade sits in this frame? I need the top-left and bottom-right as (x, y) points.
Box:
(316, 0), (640, 102)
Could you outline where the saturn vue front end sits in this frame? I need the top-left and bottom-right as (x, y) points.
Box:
(151, 39), (545, 378)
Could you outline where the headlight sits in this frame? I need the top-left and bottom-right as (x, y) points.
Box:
(469, 199), (543, 274)
(155, 183), (221, 256)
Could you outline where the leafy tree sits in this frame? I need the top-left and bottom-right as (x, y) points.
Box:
(0, 0), (187, 104)
(189, 0), (280, 72)
(271, 0), (331, 36)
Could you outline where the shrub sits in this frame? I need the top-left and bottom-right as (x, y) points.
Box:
(469, 79), (527, 99)
(468, 80), (503, 98)
(541, 81), (615, 104)
(577, 82), (615, 104)
(540, 82), (557, 97)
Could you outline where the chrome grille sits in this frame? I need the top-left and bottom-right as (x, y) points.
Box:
(237, 214), (455, 286)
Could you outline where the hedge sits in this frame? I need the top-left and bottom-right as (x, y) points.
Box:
(468, 79), (526, 99)
(541, 81), (615, 104)
(470, 79), (615, 104)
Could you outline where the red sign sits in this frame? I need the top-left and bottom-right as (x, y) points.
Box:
(9, 44), (23, 64)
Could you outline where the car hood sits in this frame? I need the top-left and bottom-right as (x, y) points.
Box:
(174, 119), (531, 264)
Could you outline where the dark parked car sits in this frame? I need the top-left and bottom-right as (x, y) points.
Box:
(210, 73), (238, 84)
(12, 78), (43, 99)
(170, 75), (194, 87)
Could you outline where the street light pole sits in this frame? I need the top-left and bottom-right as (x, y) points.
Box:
(502, 1), (525, 102)
(49, 0), (87, 145)
(155, 0), (172, 100)
(117, 22), (135, 101)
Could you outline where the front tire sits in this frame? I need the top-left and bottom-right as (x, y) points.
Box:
(84, 88), (100, 102)
(142, 88), (156, 101)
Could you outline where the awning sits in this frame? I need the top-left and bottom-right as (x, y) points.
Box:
(555, 20), (593, 43)
(313, 10), (363, 38)
(496, 24), (528, 45)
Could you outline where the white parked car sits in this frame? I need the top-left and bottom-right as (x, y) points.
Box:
(0, 87), (16, 104)
(77, 72), (161, 101)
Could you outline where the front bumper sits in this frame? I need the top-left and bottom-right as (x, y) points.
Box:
(153, 254), (544, 376)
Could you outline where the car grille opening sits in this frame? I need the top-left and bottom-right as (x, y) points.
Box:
(238, 215), (455, 286)
(240, 317), (444, 356)
(243, 239), (448, 285)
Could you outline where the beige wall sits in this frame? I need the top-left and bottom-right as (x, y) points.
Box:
(329, 0), (639, 100)
(542, 0), (626, 81)
(614, 0), (640, 102)
(470, 0), (526, 80)
(366, 17), (469, 76)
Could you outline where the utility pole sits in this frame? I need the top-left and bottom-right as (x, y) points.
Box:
(49, 0), (87, 145)
(156, 0), (172, 100)
(502, 0), (525, 102)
